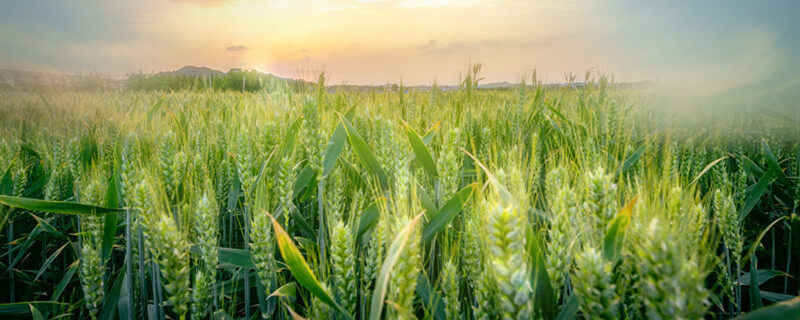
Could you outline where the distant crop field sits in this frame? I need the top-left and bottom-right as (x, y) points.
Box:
(0, 73), (797, 319)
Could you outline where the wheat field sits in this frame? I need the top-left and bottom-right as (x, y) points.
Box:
(0, 72), (797, 319)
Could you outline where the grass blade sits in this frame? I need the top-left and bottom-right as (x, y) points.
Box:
(403, 122), (438, 179)
(268, 282), (298, 301)
(30, 214), (67, 242)
(29, 304), (44, 320)
(9, 224), (44, 270)
(280, 116), (303, 158)
(461, 148), (513, 206)
(739, 170), (777, 222)
(52, 260), (78, 302)
(761, 139), (791, 187)
(0, 195), (124, 215)
(415, 182), (436, 218)
(190, 245), (255, 269)
(690, 156), (728, 186)
(528, 228), (556, 319)
(102, 171), (121, 261)
(734, 296), (799, 320)
(267, 211), (350, 319)
(146, 97), (165, 122)
(99, 269), (125, 320)
(355, 199), (382, 242)
(101, 212), (118, 262)
(421, 183), (476, 244)
(746, 216), (785, 309)
(321, 106), (356, 178)
(0, 165), (12, 196)
(369, 213), (423, 320)
(791, 214), (799, 260)
(421, 122), (439, 145)
(292, 164), (316, 200)
(616, 144), (646, 176)
(759, 290), (796, 303)
(737, 269), (789, 287)
(337, 113), (388, 190)
(555, 295), (579, 320)
(32, 242), (68, 284)
(603, 196), (637, 263)
(0, 302), (66, 316)
(415, 273), (445, 320)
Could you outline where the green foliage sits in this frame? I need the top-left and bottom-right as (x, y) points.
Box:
(127, 69), (308, 92)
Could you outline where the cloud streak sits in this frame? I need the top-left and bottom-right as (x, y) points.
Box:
(417, 36), (574, 54)
(226, 45), (249, 51)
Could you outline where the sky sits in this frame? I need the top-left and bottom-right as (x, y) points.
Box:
(1, 0), (798, 88)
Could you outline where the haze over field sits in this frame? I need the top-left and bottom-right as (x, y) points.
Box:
(1, 0), (798, 92)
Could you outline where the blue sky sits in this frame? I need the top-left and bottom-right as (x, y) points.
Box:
(1, 0), (797, 88)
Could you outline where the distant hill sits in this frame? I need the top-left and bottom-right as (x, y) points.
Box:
(126, 66), (315, 92)
(159, 65), (225, 78)
(154, 66), (300, 83)
(478, 81), (515, 89)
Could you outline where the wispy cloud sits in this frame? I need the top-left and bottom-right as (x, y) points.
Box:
(226, 45), (249, 51)
(418, 36), (572, 54)
(416, 39), (437, 50)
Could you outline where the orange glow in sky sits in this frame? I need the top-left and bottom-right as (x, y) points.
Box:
(1, 0), (797, 88)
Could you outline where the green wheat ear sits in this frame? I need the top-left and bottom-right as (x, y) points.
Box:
(216, 156), (234, 208)
(437, 128), (462, 197)
(484, 197), (532, 320)
(330, 219), (357, 316)
(250, 209), (275, 296)
(580, 166), (618, 240)
(152, 214), (191, 319)
(545, 165), (578, 300)
(326, 166), (346, 222)
(157, 131), (177, 201)
(275, 153), (296, 213)
(715, 188), (741, 267)
(119, 134), (139, 203)
(461, 207), (483, 289)
(440, 257), (461, 319)
(235, 128), (258, 199)
(78, 167), (108, 320)
(637, 219), (710, 319)
(192, 268), (212, 319)
(363, 213), (387, 295)
(12, 165), (27, 197)
(387, 213), (422, 320)
(573, 246), (620, 319)
(79, 239), (104, 320)
(472, 264), (497, 320)
(309, 283), (332, 320)
(192, 184), (219, 318)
